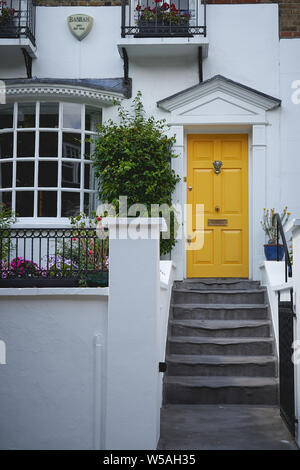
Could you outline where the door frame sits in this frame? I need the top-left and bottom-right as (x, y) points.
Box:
(185, 130), (251, 279)
(170, 123), (268, 281)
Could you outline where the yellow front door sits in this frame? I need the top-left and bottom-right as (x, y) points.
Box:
(187, 134), (249, 278)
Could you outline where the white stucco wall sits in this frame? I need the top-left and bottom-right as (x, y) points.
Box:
(0, 288), (108, 450)
(279, 40), (300, 220)
(1, 4), (300, 279)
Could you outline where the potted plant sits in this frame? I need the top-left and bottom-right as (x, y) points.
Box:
(136, 1), (191, 37)
(0, 1), (17, 38)
(261, 207), (291, 261)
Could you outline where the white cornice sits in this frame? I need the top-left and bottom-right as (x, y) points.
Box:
(157, 76), (281, 113)
(1, 83), (124, 106)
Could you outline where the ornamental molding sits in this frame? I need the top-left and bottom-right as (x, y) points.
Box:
(157, 75), (281, 113)
(0, 83), (124, 105)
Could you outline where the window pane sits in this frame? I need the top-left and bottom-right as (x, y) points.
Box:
(63, 103), (81, 129)
(16, 162), (34, 187)
(38, 162), (58, 187)
(62, 133), (81, 159)
(0, 133), (13, 159)
(0, 191), (12, 209)
(84, 193), (95, 215)
(62, 162), (80, 188)
(39, 102), (59, 128)
(17, 132), (35, 157)
(17, 103), (36, 128)
(61, 192), (80, 217)
(16, 191), (34, 217)
(0, 104), (13, 129)
(0, 162), (12, 188)
(84, 163), (93, 189)
(39, 132), (58, 158)
(38, 191), (57, 217)
(84, 138), (91, 160)
(85, 106), (101, 131)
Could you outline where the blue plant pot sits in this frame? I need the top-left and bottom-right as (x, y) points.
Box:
(264, 244), (284, 261)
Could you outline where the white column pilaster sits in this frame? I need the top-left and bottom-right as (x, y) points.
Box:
(170, 125), (185, 280)
(252, 124), (267, 280)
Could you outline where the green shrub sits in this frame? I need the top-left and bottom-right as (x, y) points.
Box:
(90, 92), (180, 255)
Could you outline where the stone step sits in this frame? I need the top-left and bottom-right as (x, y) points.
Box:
(172, 304), (268, 321)
(177, 279), (261, 290)
(168, 337), (274, 356)
(171, 319), (271, 338)
(164, 376), (279, 405)
(166, 354), (277, 377)
(173, 288), (266, 305)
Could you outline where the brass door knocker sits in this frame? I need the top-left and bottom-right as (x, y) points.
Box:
(213, 160), (223, 174)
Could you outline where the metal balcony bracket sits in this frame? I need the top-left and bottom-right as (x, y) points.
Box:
(121, 47), (132, 98)
(198, 46), (203, 83)
(21, 48), (32, 79)
(122, 47), (129, 85)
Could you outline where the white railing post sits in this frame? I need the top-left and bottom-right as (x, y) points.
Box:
(103, 217), (167, 450)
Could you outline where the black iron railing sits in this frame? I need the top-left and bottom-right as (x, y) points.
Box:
(121, 0), (206, 38)
(273, 213), (292, 283)
(0, 0), (36, 45)
(273, 212), (296, 435)
(278, 294), (296, 437)
(0, 228), (109, 287)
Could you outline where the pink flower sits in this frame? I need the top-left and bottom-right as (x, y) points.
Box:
(88, 250), (93, 255)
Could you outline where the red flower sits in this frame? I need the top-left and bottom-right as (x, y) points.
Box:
(88, 250), (93, 255)
(136, 4), (141, 10)
(154, 0), (161, 3)
(72, 238), (77, 242)
(97, 216), (102, 221)
(162, 2), (169, 10)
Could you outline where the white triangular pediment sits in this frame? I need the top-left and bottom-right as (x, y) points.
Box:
(180, 96), (256, 117)
(157, 75), (280, 125)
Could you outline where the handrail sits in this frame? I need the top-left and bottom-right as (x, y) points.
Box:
(273, 213), (292, 283)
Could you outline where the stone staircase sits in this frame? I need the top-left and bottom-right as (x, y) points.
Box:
(164, 279), (279, 405)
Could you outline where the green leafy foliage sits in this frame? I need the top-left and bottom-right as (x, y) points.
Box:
(90, 92), (180, 255)
(0, 203), (16, 261)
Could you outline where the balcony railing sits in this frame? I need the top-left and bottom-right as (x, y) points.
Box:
(0, 0), (36, 45)
(121, 0), (206, 38)
(0, 228), (109, 288)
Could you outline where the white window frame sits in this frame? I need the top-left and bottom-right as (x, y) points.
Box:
(0, 101), (100, 222)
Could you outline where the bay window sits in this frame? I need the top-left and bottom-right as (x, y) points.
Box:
(0, 101), (101, 218)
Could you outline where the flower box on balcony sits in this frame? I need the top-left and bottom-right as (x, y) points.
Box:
(0, 19), (18, 38)
(137, 18), (190, 37)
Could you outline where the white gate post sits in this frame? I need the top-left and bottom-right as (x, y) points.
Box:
(104, 217), (166, 450)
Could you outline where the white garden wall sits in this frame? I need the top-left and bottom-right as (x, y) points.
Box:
(0, 220), (174, 450)
(0, 288), (109, 450)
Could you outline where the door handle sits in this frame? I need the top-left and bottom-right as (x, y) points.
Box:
(215, 206), (220, 212)
(188, 186), (192, 191)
